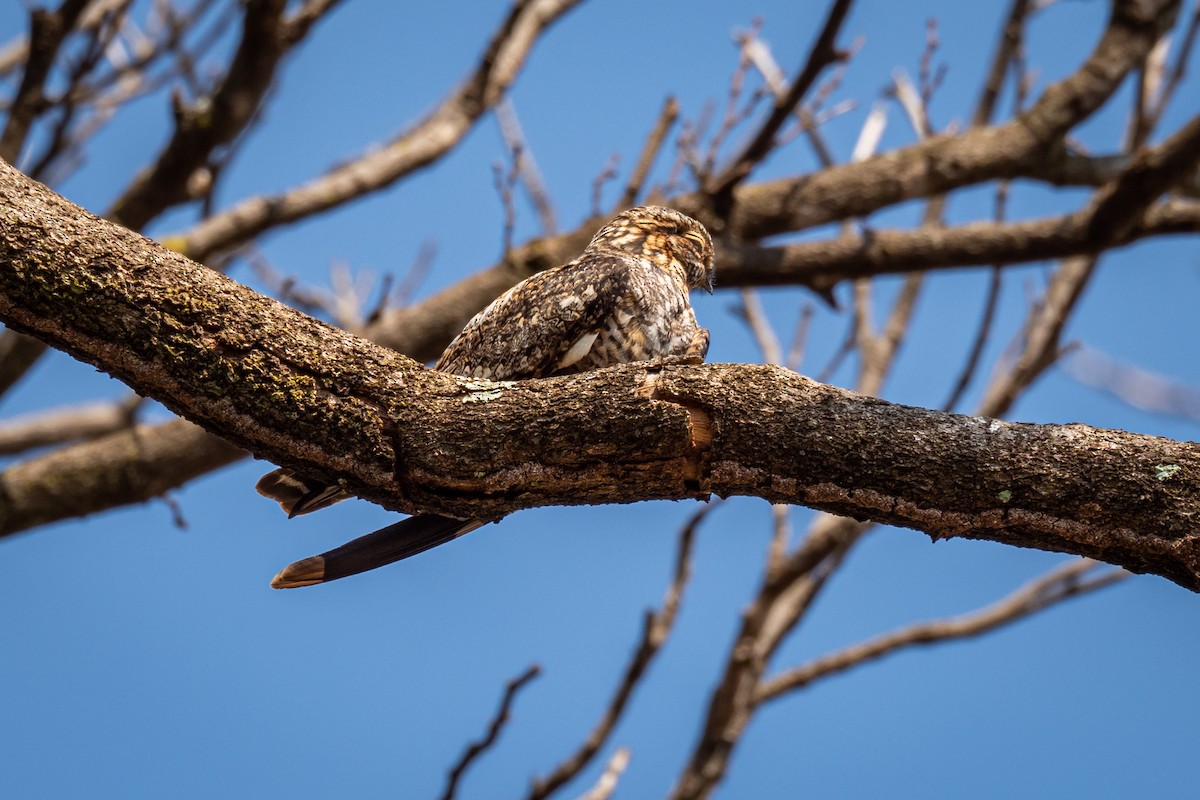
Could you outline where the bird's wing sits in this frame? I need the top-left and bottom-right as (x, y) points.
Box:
(271, 515), (485, 588)
(435, 254), (635, 380)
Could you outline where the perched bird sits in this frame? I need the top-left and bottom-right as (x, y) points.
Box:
(259, 205), (715, 588)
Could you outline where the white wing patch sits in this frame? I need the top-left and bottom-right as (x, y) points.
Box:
(557, 331), (600, 370)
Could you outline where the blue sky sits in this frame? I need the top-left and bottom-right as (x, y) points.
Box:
(2, 1), (1199, 797)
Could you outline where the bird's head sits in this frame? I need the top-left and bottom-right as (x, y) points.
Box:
(587, 205), (715, 293)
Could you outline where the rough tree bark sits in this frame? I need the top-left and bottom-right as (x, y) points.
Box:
(1, 158), (1197, 590)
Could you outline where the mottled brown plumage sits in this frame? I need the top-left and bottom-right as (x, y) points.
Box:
(260, 205), (714, 587)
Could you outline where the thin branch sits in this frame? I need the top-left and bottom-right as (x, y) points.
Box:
(974, 0), (1032, 126)
(440, 664), (541, 800)
(577, 748), (631, 800)
(526, 504), (704, 800)
(701, 30), (762, 180)
(0, 0), (92, 163)
(170, 0), (586, 261)
(756, 560), (1128, 702)
(785, 304), (815, 374)
(620, 95), (678, 209)
(1140, 4), (1200, 136)
(281, 0), (346, 44)
(0, 395), (142, 455)
(707, 0), (855, 200)
(733, 288), (783, 367)
(0, 0), (130, 78)
(0, 330), (49, 400)
(943, 266), (1003, 412)
(496, 98), (557, 234)
(391, 239), (438, 309)
(1065, 346), (1200, 421)
(492, 147), (522, 259)
(589, 152), (620, 218)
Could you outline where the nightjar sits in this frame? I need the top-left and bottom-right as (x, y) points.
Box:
(259, 205), (715, 588)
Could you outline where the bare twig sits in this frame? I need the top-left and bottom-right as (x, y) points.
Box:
(281, 0), (346, 44)
(766, 504), (792, 572)
(785, 304), (815, 374)
(620, 95), (679, 209)
(493, 148), (522, 259)
(734, 288), (782, 367)
(0, 330), (49, 400)
(0, 0), (130, 78)
(589, 153), (620, 218)
(1145, 5), (1200, 132)
(974, 0), (1032, 126)
(577, 748), (631, 800)
(245, 248), (334, 318)
(440, 664), (541, 800)
(757, 560), (1128, 702)
(160, 491), (189, 531)
(391, 240), (438, 309)
(496, 97), (558, 234)
(701, 28), (763, 180)
(527, 504), (705, 800)
(943, 265), (1003, 412)
(918, 17), (947, 109)
(707, 0), (855, 201)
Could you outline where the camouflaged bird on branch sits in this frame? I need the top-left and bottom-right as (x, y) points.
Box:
(258, 205), (715, 587)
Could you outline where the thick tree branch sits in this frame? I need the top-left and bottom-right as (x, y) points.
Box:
(1, 159), (1198, 589)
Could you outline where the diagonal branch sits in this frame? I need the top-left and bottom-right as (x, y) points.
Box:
(0, 0), (92, 163)
(706, 0), (855, 200)
(755, 559), (1128, 702)
(106, 0), (292, 229)
(440, 664), (541, 800)
(526, 504), (702, 800)
(170, 0), (585, 261)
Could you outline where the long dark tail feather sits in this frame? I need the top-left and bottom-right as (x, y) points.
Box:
(271, 515), (484, 589)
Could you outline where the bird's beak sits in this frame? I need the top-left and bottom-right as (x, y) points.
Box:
(702, 271), (714, 293)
